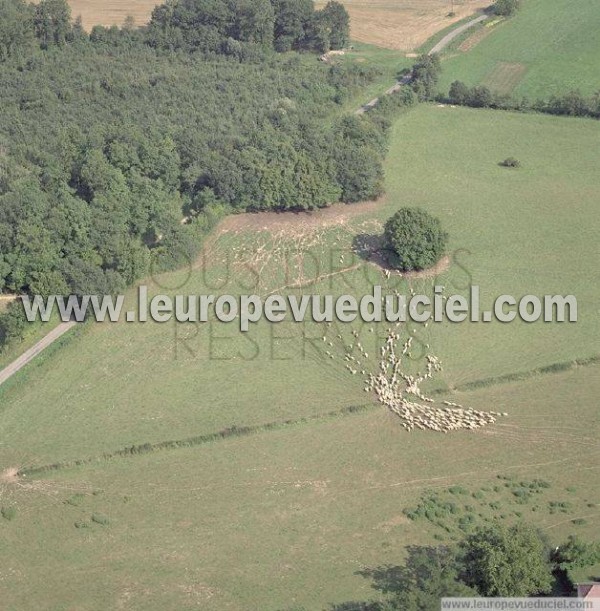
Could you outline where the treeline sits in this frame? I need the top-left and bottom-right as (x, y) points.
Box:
(405, 48), (600, 121)
(0, 0), (416, 350)
(147, 0), (350, 54)
(0, 0), (350, 61)
(330, 524), (600, 610)
(448, 80), (600, 119)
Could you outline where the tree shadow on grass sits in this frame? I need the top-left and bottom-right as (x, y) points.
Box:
(328, 545), (476, 611)
(352, 233), (399, 272)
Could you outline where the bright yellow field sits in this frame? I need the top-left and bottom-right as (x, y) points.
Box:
(66, 0), (158, 29)
(66, 0), (487, 51)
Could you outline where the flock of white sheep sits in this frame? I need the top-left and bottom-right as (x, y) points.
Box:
(340, 328), (507, 433)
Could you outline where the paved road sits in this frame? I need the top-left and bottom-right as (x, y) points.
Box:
(356, 74), (413, 115)
(0, 15), (489, 386)
(428, 13), (488, 55)
(355, 13), (487, 115)
(0, 321), (77, 387)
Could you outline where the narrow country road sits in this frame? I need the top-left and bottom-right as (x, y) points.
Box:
(355, 12), (487, 114)
(356, 73), (413, 115)
(428, 13), (488, 55)
(0, 321), (77, 387)
(0, 14), (490, 385)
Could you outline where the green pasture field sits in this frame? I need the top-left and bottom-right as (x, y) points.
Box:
(1, 363), (599, 610)
(0, 311), (63, 371)
(377, 105), (600, 386)
(1, 106), (599, 609)
(439, 0), (600, 99)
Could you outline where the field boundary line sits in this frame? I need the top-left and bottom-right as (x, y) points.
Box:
(18, 403), (376, 477)
(15, 351), (600, 478)
(355, 12), (489, 115)
(449, 354), (600, 393)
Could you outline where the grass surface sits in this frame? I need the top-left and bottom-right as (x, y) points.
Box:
(0, 312), (62, 371)
(334, 42), (412, 112)
(318, 0), (489, 51)
(2, 365), (599, 610)
(1, 106), (599, 609)
(439, 0), (600, 98)
(379, 105), (600, 385)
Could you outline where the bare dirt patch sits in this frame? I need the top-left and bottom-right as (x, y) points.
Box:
(215, 199), (383, 237)
(0, 467), (19, 483)
(353, 233), (451, 279)
(0, 294), (18, 313)
(194, 199), (385, 294)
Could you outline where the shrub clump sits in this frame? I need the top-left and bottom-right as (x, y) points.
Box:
(1, 506), (17, 521)
(384, 208), (448, 272)
(91, 513), (110, 526)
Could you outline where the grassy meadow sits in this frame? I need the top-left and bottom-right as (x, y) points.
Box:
(1, 105), (600, 608)
(439, 0), (600, 98)
(2, 364), (599, 610)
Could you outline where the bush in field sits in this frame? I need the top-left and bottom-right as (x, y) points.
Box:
(494, 0), (520, 16)
(449, 80), (471, 105)
(1, 506), (17, 520)
(556, 535), (600, 571)
(91, 513), (110, 526)
(384, 208), (448, 272)
(500, 157), (521, 169)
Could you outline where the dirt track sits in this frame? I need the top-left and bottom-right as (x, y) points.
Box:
(0, 322), (77, 387)
(356, 13), (488, 114)
(429, 13), (488, 55)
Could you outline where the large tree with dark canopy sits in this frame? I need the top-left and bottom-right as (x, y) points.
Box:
(384, 208), (448, 271)
(458, 523), (554, 597)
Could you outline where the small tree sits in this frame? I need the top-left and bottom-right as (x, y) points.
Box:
(459, 523), (554, 597)
(494, 0), (519, 16)
(556, 535), (600, 572)
(411, 53), (441, 101)
(449, 80), (470, 105)
(0, 0), (35, 62)
(318, 0), (350, 50)
(386, 546), (478, 609)
(34, 0), (72, 48)
(384, 208), (448, 271)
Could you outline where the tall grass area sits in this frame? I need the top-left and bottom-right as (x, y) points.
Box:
(439, 0), (600, 98)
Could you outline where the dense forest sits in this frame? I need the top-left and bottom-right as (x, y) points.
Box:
(0, 0), (415, 334)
